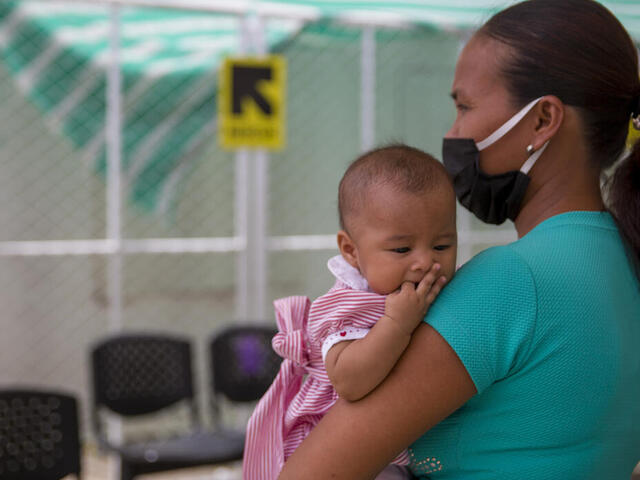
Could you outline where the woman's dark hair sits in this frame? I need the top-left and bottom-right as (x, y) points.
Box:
(479, 0), (640, 261)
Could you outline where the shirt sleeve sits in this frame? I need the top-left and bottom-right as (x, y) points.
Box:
(307, 286), (386, 354)
(321, 327), (370, 362)
(426, 245), (538, 393)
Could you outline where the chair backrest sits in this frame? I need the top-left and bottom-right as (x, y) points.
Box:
(209, 325), (281, 403)
(91, 333), (195, 417)
(0, 388), (81, 480)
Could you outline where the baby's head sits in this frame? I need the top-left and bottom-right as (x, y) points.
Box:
(337, 144), (457, 295)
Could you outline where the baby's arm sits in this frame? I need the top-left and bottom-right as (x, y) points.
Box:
(325, 263), (447, 401)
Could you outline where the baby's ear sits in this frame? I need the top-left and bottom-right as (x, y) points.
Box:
(336, 230), (359, 269)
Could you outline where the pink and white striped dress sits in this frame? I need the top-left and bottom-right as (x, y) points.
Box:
(243, 256), (410, 480)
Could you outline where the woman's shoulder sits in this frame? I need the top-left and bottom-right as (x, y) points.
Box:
(432, 243), (537, 322)
(433, 243), (538, 333)
(450, 243), (535, 291)
(427, 244), (538, 392)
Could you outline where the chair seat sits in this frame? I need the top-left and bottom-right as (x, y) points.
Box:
(117, 429), (245, 466)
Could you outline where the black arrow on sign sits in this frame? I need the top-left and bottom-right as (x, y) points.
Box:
(232, 65), (273, 115)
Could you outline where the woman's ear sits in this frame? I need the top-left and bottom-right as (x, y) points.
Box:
(337, 230), (359, 269)
(532, 95), (564, 149)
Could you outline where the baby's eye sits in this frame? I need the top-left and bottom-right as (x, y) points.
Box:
(434, 244), (451, 251)
(455, 103), (469, 112)
(392, 247), (410, 254)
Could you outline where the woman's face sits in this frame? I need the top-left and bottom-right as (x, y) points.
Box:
(446, 35), (535, 175)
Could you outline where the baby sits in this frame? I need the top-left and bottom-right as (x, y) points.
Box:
(244, 144), (458, 480)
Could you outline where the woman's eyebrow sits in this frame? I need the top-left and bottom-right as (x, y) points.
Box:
(450, 89), (470, 102)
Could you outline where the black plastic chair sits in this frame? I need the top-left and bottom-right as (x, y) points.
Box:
(208, 324), (281, 425)
(90, 333), (245, 480)
(0, 388), (81, 480)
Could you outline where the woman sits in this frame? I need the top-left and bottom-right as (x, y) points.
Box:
(279, 0), (640, 478)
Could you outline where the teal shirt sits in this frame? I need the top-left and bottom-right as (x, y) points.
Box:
(411, 212), (640, 479)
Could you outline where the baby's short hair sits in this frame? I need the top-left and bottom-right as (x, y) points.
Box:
(338, 144), (451, 231)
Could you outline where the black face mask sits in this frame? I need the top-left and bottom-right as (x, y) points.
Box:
(442, 139), (532, 225)
(442, 97), (549, 225)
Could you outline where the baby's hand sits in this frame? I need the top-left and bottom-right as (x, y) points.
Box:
(384, 263), (447, 336)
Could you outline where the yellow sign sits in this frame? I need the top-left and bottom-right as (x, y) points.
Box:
(218, 56), (286, 150)
(627, 118), (640, 151)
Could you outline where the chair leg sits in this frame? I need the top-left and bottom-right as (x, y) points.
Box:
(120, 460), (135, 480)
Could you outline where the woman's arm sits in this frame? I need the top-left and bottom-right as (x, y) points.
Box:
(279, 322), (476, 479)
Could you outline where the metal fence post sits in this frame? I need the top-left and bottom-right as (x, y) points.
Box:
(106, 3), (123, 332)
(361, 26), (376, 152)
(251, 13), (269, 321)
(106, 7), (123, 480)
(235, 15), (251, 321)
(235, 11), (269, 322)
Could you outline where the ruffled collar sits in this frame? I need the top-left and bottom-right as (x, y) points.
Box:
(327, 255), (369, 292)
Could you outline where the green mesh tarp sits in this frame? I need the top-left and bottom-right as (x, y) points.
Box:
(267, 0), (640, 37)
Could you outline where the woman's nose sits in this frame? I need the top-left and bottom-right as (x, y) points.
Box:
(445, 123), (458, 139)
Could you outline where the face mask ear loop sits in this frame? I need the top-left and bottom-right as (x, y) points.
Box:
(520, 141), (549, 174)
(476, 97), (543, 151)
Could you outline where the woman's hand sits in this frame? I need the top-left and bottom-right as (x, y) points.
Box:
(384, 263), (448, 336)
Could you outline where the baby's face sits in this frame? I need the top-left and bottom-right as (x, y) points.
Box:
(346, 185), (457, 295)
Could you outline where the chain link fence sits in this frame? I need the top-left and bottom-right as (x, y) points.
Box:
(0, 1), (518, 454)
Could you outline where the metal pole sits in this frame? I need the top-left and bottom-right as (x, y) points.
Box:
(360, 26), (376, 152)
(235, 15), (251, 320)
(253, 147), (268, 320)
(235, 148), (250, 320)
(236, 11), (269, 322)
(106, 5), (123, 331)
(251, 13), (268, 321)
(106, 7), (123, 478)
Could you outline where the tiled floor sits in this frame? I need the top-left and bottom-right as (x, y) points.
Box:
(83, 446), (242, 480)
